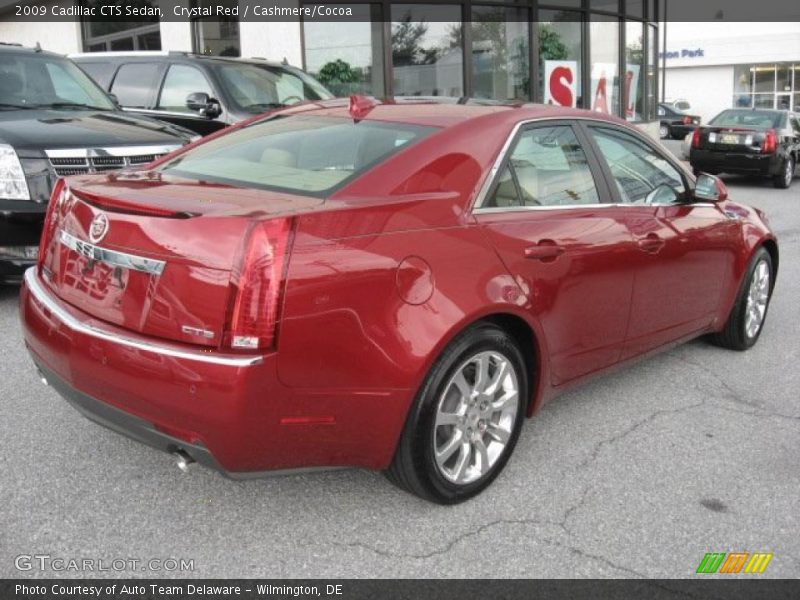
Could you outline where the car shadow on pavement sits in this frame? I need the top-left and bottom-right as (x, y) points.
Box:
(0, 284), (21, 302)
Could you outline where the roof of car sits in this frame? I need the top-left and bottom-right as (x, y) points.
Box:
(277, 97), (626, 129)
(69, 51), (288, 68)
(0, 42), (61, 58)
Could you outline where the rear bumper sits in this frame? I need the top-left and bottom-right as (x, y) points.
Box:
(20, 267), (406, 475)
(690, 149), (781, 176)
(668, 124), (696, 138)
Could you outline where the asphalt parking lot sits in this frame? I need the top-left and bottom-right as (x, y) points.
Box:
(1, 148), (798, 579)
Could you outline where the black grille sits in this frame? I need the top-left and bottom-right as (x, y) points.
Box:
(48, 152), (167, 177)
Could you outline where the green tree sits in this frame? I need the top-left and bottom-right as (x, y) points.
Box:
(317, 59), (359, 86)
(539, 25), (569, 62)
(392, 15), (441, 66)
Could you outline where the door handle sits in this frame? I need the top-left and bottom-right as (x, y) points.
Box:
(637, 233), (665, 254)
(524, 241), (565, 261)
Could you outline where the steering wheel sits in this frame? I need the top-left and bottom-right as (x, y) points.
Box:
(281, 95), (303, 105)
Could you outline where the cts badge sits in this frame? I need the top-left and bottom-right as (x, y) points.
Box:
(89, 213), (109, 243)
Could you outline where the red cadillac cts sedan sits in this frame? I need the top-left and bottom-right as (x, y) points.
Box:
(20, 97), (778, 503)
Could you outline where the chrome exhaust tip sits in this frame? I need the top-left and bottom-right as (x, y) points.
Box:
(173, 450), (195, 473)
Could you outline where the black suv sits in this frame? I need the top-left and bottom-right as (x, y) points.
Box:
(0, 44), (196, 283)
(71, 52), (334, 136)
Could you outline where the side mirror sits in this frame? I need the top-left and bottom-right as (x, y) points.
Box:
(694, 173), (728, 203)
(186, 92), (221, 119)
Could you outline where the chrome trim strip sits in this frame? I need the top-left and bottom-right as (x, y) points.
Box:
(471, 115), (694, 212)
(473, 202), (716, 214)
(24, 268), (263, 367)
(45, 145), (181, 159)
(59, 230), (166, 276)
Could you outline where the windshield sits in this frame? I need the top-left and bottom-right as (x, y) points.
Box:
(710, 110), (784, 129)
(214, 62), (333, 114)
(158, 115), (435, 195)
(0, 53), (115, 111)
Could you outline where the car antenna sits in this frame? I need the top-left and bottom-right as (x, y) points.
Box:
(34, 42), (42, 52)
(282, 57), (288, 65)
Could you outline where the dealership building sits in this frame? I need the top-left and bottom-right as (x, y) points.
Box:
(0, 1), (662, 125)
(662, 22), (800, 122)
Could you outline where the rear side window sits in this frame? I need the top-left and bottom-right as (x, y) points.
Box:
(157, 115), (436, 195)
(487, 125), (600, 208)
(111, 63), (161, 108)
(77, 62), (116, 89)
(158, 65), (214, 113)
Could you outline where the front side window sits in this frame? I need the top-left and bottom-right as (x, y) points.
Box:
(158, 65), (214, 113)
(110, 63), (161, 108)
(589, 127), (685, 205)
(215, 63), (333, 114)
(487, 125), (600, 208)
(0, 54), (114, 110)
(157, 115), (436, 195)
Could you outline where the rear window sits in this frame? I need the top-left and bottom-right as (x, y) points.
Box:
(157, 115), (436, 195)
(710, 110), (784, 129)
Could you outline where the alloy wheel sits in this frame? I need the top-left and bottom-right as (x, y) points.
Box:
(785, 158), (794, 187)
(433, 351), (520, 485)
(745, 259), (770, 339)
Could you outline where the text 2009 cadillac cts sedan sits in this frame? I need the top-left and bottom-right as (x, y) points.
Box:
(20, 97), (778, 504)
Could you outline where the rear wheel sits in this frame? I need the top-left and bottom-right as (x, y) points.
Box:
(773, 156), (794, 189)
(659, 124), (670, 139)
(386, 323), (528, 504)
(710, 248), (773, 350)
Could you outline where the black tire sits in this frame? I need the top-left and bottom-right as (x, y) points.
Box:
(386, 322), (529, 504)
(773, 156), (794, 189)
(709, 247), (773, 351)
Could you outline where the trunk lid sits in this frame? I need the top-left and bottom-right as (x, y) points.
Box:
(696, 126), (772, 154)
(41, 172), (316, 348)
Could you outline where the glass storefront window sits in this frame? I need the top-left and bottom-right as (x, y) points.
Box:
(590, 16), (620, 116)
(646, 23), (657, 120)
(391, 4), (463, 97)
(753, 94), (774, 109)
(538, 11), (583, 108)
(304, 4), (385, 96)
(777, 65), (791, 93)
(192, 0), (240, 56)
(471, 5), (529, 101)
(81, 1), (160, 52)
(624, 21), (644, 121)
(753, 66), (775, 93)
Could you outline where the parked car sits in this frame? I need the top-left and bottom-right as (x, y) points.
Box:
(657, 103), (701, 139)
(0, 44), (196, 283)
(690, 108), (800, 188)
(71, 51), (334, 136)
(21, 97), (778, 504)
(664, 98), (692, 112)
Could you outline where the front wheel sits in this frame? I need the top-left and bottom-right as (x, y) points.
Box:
(773, 156), (794, 189)
(659, 124), (670, 139)
(386, 323), (528, 504)
(710, 248), (773, 350)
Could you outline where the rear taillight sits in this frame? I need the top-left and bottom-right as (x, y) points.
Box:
(691, 128), (702, 148)
(38, 178), (67, 270)
(225, 218), (293, 352)
(762, 130), (777, 154)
